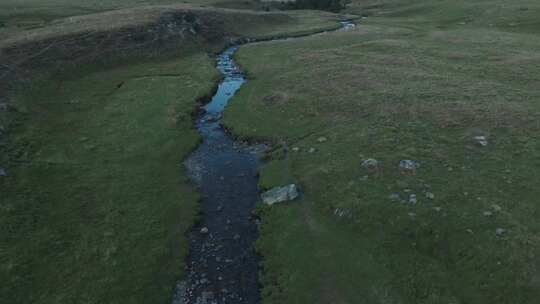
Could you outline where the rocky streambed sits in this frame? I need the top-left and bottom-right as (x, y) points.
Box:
(173, 20), (356, 304)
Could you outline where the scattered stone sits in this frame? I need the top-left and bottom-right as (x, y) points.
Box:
(491, 204), (502, 212)
(308, 147), (317, 153)
(216, 205), (223, 212)
(434, 207), (442, 212)
(226, 219), (232, 225)
(261, 184), (299, 205)
(409, 194), (417, 204)
(171, 281), (187, 304)
(399, 159), (420, 172)
(200, 291), (214, 303)
(495, 228), (507, 237)
(408, 212), (416, 217)
(466, 229), (474, 234)
(361, 158), (379, 170)
(334, 208), (353, 218)
(0, 168), (6, 177)
(483, 211), (493, 217)
(200, 227), (209, 234)
(425, 192), (435, 200)
(292, 147), (300, 152)
(317, 136), (328, 143)
(206, 115), (218, 122)
(474, 135), (488, 147)
(233, 234), (240, 240)
(389, 193), (401, 201)
(359, 175), (369, 181)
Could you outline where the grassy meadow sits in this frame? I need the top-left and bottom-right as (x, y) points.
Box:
(222, 0), (540, 303)
(0, 2), (342, 303)
(3, 0), (539, 303)
(1, 54), (217, 304)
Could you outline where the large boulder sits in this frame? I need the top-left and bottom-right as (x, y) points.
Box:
(261, 184), (299, 205)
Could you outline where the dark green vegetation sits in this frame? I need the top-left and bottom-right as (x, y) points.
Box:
(3, 0), (539, 303)
(0, 3), (342, 303)
(223, 0), (540, 302)
(1, 54), (215, 304)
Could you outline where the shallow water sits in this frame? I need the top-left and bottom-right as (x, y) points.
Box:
(174, 20), (356, 304)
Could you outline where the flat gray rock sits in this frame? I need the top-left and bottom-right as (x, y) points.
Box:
(261, 184), (299, 205)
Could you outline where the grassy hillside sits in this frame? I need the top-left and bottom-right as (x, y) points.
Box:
(223, 0), (540, 303)
(0, 0), (279, 41)
(351, 0), (540, 32)
(0, 4), (342, 304)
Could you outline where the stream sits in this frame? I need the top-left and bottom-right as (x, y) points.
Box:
(173, 20), (355, 304)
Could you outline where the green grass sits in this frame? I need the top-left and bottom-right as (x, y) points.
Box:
(0, 4), (344, 303)
(0, 0), (259, 41)
(0, 54), (219, 303)
(223, 1), (540, 302)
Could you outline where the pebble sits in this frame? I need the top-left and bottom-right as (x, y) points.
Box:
(399, 159), (420, 171)
(491, 204), (502, 212)
(474, 135), (488, 146)
(483, 211), (493, 217)
(409, 194), (417, 204)
(308, 148), (317, 153)
(425, 192), (435, 200)
(361, 158), (379, 170)
(495, 228), (507, 237)
(0, 168), (6, 177)
(389, 193), (401, 201)
(317, 136), (328, 143)
(233, 234), (240, 240)
(200, 227), (209, 234)
(292, 147), (300, 152)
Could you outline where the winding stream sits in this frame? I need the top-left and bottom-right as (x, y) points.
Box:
(174, 20), (355, 304)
